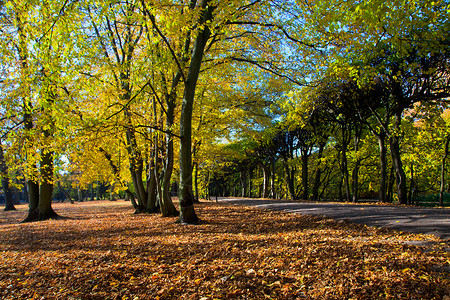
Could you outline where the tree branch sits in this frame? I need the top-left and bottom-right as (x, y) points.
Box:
(140, 1), (187, 84)
(230, 56), (305, 86)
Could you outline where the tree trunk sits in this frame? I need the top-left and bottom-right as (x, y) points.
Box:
(0, 143), (15, 211)
(109, 183), (116, 201)
(146, 157), (158, 213)
(2, 177), (16, 211)
(270, 157), (276, 199)
(312, 142), (325, 201)
(262, 163), (270, 198)
(96, 181), (100, 200)
(204, 170), (211, 200)
(99, 147), (137, 210)
(351, 133), (361, 203)
(17, 8), (38, 212)
(341, 146), (351, 202)
(351, 165), (360, 203)
(125, 111), (147, 210)
(248, 167), (253, 198)
(389, 135), (408, 204)
(156, 93), (179, 217)
(178, 1), (214, 224)
(122, 77), (147, 209)
(194, 162), (200, 203)
(240, 170), (247, 197)
(37, 149), (57, 218)
(24, 102), (39, 212)
(439, 136), (449, 206)
(126, 186), (139, 212)
(408, 162), (414, 205)
(301, 149), (309, 200)
(24, 148), (58, 222)
(161, 132), (179, 217)
(387, 167), (395, 203)
(77, 186), (83, 202)
(377, 134), (387, 202)
(284, 160), (296, 200)
(57, 181), (74, 204)
(24, 84), (58, 222)
(90, 184), (95, 201)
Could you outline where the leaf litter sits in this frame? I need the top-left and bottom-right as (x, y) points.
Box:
(0, 200), (448, 299)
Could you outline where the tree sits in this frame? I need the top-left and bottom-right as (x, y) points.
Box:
(0, 1), (77, 221)
(0, 139), (15, 211)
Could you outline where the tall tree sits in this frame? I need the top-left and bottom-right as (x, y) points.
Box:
(0, 0), (76, 221)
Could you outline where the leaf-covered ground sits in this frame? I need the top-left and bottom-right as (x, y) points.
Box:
(0, 200), (448, 299)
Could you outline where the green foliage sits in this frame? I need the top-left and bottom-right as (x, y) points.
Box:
(0, 0), (449, 208)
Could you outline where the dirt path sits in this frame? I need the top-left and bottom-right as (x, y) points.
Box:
(218, 197), (450, 240)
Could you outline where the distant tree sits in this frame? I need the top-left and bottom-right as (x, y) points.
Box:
(0, 140), (15, 211)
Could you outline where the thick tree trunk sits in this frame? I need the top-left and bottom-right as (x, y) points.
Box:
(178, 1), (214, 224)
(38, 149), (57, 218)
(389, 89), (408, 205)
(439, 136), (449, 206)
(23, 149), (58, 222)
(389, 135), (408, 204)
(26, 179), (39, 210)
(2, 178), (16, 211)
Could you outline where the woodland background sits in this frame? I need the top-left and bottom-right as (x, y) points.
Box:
(0, 0), (449, 223)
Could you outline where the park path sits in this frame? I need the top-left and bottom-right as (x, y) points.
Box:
(217, 197), (450, 240)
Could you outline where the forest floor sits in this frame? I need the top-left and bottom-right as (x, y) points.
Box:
(0, 200), (448, 299)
